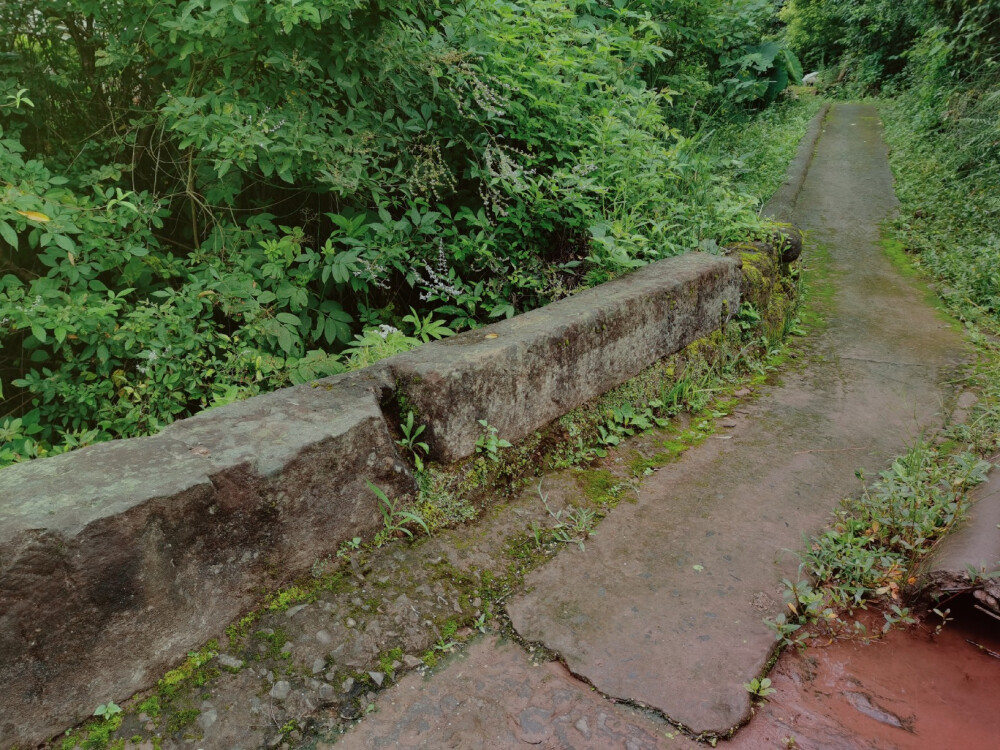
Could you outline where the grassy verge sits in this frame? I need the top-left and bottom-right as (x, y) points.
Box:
(713, 94), (825, 210)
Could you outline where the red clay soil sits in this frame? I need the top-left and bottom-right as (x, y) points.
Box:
(728, 600), (1000, 750)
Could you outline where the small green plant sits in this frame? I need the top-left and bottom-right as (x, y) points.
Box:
(744, 677), (776, 699)
(931, 607), (953, 637)
(881, 604), (916, 634)
(432, 635), (457, 654)
(763, 612), (808, 650)
(530, 520), (545, 551)
(397, 411), (430, 471)
(596, 402), (667, 447)
(337, 537), (362, 559)
(93, 701), (122, 721)
(367, 481), (430, 541)
(473, 608), (490, 633)
(475, 419), (512, 459)
(538, 481), (597, 551)
(402, 308), (455, 342)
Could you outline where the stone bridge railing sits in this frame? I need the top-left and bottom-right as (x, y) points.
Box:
(1, 252), (741, 747)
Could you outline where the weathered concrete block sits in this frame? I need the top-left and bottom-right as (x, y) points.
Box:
(386, 253), (741, 462)
(0, 368), (413, 748)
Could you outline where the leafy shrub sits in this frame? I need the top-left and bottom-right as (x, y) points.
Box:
(0, 1), (806, 465)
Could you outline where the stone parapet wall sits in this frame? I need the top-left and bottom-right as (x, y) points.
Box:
(0, 251), (741, 748)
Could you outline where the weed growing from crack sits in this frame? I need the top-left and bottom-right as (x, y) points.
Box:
(744, 677), (776, 700)
(396, 410), (430, 472)
(475, 419), (513, 459)
(534, 480), (597, 551)
(368, 480), (430, 542)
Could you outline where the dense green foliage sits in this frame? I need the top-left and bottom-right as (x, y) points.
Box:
(780, 0), (999, 91)
(0, 0), (809, 465)
(778, 0), (1000, 329)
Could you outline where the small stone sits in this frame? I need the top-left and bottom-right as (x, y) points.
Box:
(312, 657), (327, 674)
(721, 419), (737, 428)
(472, 597), (482, 608)
(197, 707), (219, 732)
(315, 629), (333, 645)
(342, 676), (355, 693)
(138, 712), (150, 722)
(402, 654), (423, 668)
(319, 683), (335, 701)
(270, 680), (292, 701)
(734, 388), (751, 397)
(217, 653), (244, 670)
(345, 618), (357, 628)
(280, 641), (293, 654)
(325, 670), (338, 682)
(368, 671), (384, 687)
(284, 604), (309, 618)
(575, 716), (590, 738)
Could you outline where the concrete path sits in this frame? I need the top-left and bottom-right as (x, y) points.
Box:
(331, 103), (967, 747)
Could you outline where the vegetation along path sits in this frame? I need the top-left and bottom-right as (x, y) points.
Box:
(332, 103), (970, 747)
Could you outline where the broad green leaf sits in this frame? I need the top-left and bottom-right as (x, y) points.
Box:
(0, 221), (17, 249)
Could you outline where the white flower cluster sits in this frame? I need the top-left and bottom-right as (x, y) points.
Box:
(479, 139), (536, 220)
(352, 257), (390, 290)
(409, 141), (457, 202)
(449, 57), (513, 120)
(255, 106), (286, 135)
(412, 241), (463, 302)
(136, 347), (169, 376)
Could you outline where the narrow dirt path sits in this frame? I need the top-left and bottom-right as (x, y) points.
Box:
(330, 103), (969, 748)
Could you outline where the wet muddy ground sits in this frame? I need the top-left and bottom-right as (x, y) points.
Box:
(730, 598), (1000, 749)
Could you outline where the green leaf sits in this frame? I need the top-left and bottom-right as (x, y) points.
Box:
(276, 312), (300, 326)
(232, 4), (250, 24)
(54, 234), (75, 253)
(324, 315), (352, 344)
(276, 326), (294, 354)
(0, 221), (17, 250)
(30, 324), (47, 343)
(782, 48), (804, 86)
